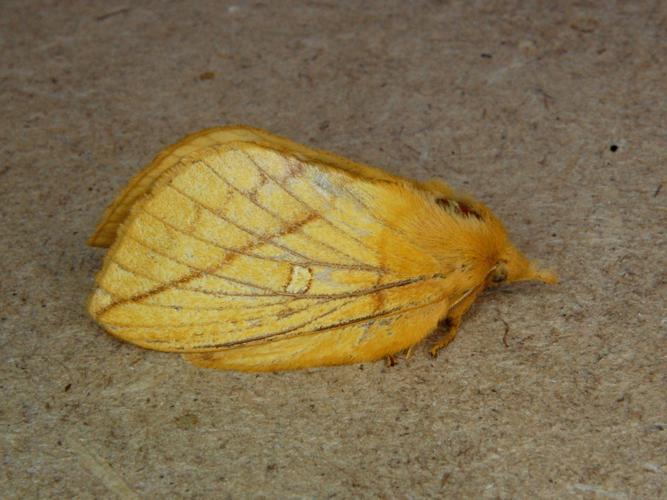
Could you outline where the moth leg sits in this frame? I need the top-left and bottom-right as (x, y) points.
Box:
(404, 345), (415, 359)
(430, 286), (483, 358)
(385, 354), (397, 367)
(429, 317), (462, 358)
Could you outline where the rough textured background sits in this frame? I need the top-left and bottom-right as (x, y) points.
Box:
(2, 1), (665, 498)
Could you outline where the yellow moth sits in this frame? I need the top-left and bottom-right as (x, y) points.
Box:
(88, 126), (556, 371)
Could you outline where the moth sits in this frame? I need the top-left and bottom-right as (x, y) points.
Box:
(88, 126), (556, 371)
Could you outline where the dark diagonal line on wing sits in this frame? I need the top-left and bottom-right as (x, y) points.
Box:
(97, 273), (300, 312)
(97, 211), (320, 316)
(120, 233), (279, 293)
(238, 151), (383, 263)
(104, 259), (274, 298)
(97, 149), (395, 316)
(140, 206), (378, 272)
(199, 158), (376, 269)
(167, 182), (382, 273)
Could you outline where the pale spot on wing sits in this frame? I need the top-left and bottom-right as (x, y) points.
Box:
(285, 265), (312, 293)
(312, 170), (337, 196)
(90, 288), (113, 310)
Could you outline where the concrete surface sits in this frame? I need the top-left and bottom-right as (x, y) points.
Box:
(1, 0), (665, 498)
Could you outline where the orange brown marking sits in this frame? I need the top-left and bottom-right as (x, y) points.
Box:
(372, 270), (385, 313)
(283, 265), (295, 292)
(304, 266), (313, 293)
(186, 204), (202, 234)
(282, 157), (306, 182)
(245, 170), (269, 203)
(435, 198), (482, 220)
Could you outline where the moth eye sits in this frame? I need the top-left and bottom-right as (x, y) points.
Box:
(490, 264), (508, 283)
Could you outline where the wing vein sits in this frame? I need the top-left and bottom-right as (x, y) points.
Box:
(104, 258), (276, 298)
(121, 232), (278, 293)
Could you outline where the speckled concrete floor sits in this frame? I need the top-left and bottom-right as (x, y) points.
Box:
(2, 1), (665, 498)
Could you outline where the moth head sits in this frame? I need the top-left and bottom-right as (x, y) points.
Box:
(491, 244), (558, 286)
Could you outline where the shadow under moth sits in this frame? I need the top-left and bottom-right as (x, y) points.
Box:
(88, 126), (556, 371)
